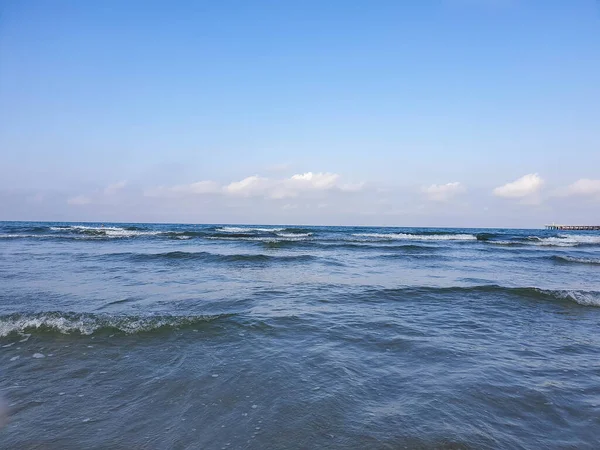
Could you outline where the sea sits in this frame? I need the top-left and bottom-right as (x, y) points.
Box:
(1, 221), (599, 449)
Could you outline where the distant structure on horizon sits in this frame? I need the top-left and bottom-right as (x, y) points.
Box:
(545, 223), (600, 230)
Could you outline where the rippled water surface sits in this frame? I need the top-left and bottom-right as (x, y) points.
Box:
(1, 222), (600, 449)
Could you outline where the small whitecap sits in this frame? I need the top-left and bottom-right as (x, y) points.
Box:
(351, 232), (476, 241)
(32, 353), (45, 358)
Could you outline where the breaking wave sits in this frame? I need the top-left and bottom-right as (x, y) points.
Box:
(0, 312), (232, 337)
(351, 233), (477, 241)
(49, 225), (164, 238)
(364, 285), (600, 307)
(527, 235), (600, 247)
(105, 251), (319, 264)
(551, 255), (600, 265)
(215, 227), (285, 233)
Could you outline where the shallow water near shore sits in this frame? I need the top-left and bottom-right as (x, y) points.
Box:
(1, 222), (600, 449)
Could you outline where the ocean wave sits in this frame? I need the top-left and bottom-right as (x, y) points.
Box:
(215, 227), (285, 233)
(275, 232), (312, 238)
(489, 240), (525, 246)
(475, 233), (501, 241)
(50, 225), (163, 238)
(213, 226), (314, 237)
(259, 240), (438, 252)
(107, 251), (318, 264)
(1, 226), (203, 240)
(206, 235), (310, 243)
(527, 235), (600, 247)
(551, 255), (600, 265)
(0, 312), (231, 337)
(2, 225), (49, 233)
(366, 285), (600, 307)
(351, 233), (477, 241)
(163, 231), (204, 239)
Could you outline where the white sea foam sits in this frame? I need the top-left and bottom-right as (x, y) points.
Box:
(0, 313), (223, 337)
(556, 256), (600, 265)
(207, 235), (309, 242)
(551, 290), (600, 307)
(351, 233), (477, 241)
(490, 240), (522, 246)
(528, 235), (600, 247)
(216, 227), (285, 233)
(49, 225), (163, 238)
(275, 232), (312, 238)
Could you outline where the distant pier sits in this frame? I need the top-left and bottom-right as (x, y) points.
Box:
(545, 224), (600, 230)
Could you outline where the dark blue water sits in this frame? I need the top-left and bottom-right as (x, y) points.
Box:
(1, 222), (600, 449)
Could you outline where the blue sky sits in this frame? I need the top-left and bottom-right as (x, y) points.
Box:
(1, 0), (599, 226)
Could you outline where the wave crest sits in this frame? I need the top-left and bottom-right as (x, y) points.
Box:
(108, 251), (318, 264)
(351, 233), (477, 241)
(552, 255), (600, 265)
(528, 235), (600, 247)
(369, 285), (600, 307)
(0, 312), (230, 337)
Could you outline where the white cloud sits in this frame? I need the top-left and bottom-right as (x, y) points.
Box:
(224, 176), (269, 196)
(104, 181), (127, 195)
(68, 195), (91, 205)
(564, 179), (600, 197)
(270, 172), (355, 199)
(173, 180), (221, 195)
(147, 172), (364, 200)
(290, 172), (339, 189)
(422, 182), (465, 202)
(282, 172), (363, 197)
(145, 180), (221, 197)
(493, 173), (543, 198)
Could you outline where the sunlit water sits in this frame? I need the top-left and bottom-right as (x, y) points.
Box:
(1, 222), (600, 449)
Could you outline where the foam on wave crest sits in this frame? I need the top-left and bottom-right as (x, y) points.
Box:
(489, 240), (524, 246)
(378, 285), (600, 307)
(216, 227), (285, 233)
(552, 255), (600, 265)
(352, 233), (477, 241)
(110, 251), (318, 264)
(50, 225), (163, 238)
(207, 235), (311, 243)
(0, 312), (229, 337)
(548, 290), (600, 306)
(275, 232), (312, 238)
(528, 235), (600, 247)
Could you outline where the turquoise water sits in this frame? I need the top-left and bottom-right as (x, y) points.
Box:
(1, 222), (600, 449)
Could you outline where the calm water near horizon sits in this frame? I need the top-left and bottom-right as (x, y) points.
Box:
(1, 221), (599, 449)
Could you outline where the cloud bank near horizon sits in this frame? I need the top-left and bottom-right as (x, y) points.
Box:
(3, 171), (598, 228)
(145, 172), (364, 200)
